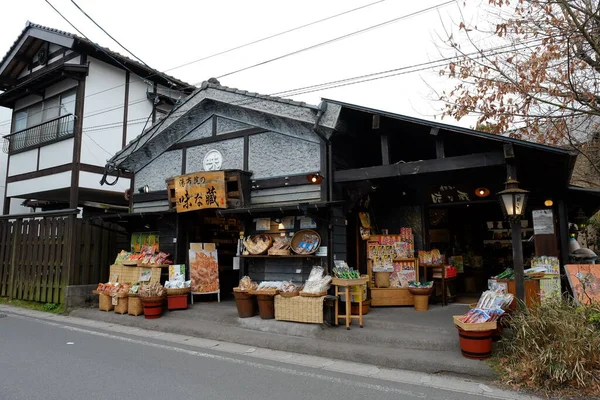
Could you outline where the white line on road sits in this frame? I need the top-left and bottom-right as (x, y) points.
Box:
(2, 307), (542, 400)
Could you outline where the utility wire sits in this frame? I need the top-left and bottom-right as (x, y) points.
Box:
(216, 0), (455, 79)
(0, 0), (386, 128)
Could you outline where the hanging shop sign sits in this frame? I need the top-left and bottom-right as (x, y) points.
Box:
(532, 209), (554, 235)
(174, 171), (227, 212)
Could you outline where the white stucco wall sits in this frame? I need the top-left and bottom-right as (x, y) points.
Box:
(78, 171), (130, 192)
(126, 76), (154, 144)
(7, 149), (37, 176)
(81, 57), (127, 166)
(6, 171), (71, 197)
(38, 138), (74, 170)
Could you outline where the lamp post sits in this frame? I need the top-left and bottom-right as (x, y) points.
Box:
(497, 179), (529, 303)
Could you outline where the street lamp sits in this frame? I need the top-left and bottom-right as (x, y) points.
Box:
(497, 178), (529, 303)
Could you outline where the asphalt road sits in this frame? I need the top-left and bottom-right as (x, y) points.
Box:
(0, 312), (533, 400)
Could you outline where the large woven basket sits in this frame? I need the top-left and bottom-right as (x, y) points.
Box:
(291, 229), (321, 255)
(275, 295), (324, 324)
(279, 291), (300, 298)
(114, 296), (128, 314)
(128, 296), (143, 316)
(140, 295), (166, 303)
(99, 293), (114, 312)
(249, 289), (279, 296)
(300, 291), (327, 297)
(166, 287), (191, 296)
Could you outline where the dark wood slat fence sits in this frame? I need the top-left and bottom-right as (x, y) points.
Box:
(0, 210), (127, 304)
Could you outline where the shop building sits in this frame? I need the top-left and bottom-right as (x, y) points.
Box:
(101, 79), (600, 304)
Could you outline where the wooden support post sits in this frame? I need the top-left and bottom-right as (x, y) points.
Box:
(435, 137), (445, 159)
(381, 134), (390, 165)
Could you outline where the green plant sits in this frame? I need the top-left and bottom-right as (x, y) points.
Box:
(42, 303), (60, 312)
(498, 299), (600, 396)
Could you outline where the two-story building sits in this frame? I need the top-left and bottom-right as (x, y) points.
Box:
(0, 22), (193, 215)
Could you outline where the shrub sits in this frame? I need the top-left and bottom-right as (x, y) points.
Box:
(498, 299), (600, 395)
(42, 303), (60, 312)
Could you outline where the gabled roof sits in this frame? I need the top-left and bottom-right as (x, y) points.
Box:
(107, 78), (341, 173)
(0, 21), (192, 92)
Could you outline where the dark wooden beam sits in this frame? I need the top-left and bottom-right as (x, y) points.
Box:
(243, 135), (249, 171)
(168, 127), (268, 151)
(212, 115), (218, 136)
(122, 70), (130, 149)
(79, 163), (133, 179)
(435, 137), (445, 159)
(133, 190), (168, 203)
(251, 173), (319, 190)
(372, 114), (380, 129)
(334, 151), (505, 183)
(71, 57), (87, 208)
(380, 134), (390, 165)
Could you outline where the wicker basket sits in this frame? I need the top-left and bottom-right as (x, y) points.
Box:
(99, 293), (114, 311)
(279, 291), (300, 298)
(275, 295), (324, 324)
(140, 295), (166, 303)
(291, 229), (321, 255)
(114, 296), (128, 314)
(300, 291), (327, 297)
(166, 287), (191, 296)
(249, 289), (279, 296)
(408, 287), (434, 296)
(244, 235), (273, 255)
(128, 296), (143, 316)
(268, 248), (291, 256)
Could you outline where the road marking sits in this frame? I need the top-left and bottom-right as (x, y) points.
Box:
(9, 313), (426, 398)
(1, 308), (542, 400)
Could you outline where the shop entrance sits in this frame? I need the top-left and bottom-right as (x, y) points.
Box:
(426, 201), (535, 303)
(181, 211), (242, 301)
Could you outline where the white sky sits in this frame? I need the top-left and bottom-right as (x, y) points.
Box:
(0, 0), (486, 208)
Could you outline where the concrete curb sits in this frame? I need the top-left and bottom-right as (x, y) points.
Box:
(64, 306), (496, 379)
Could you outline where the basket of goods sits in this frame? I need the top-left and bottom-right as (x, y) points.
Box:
(268, 237), (291, 256)
(279, 281), (302, 297)
(454, 308), (503, 360)
(233, 276), (258, 318)
(243, 234), (273, 255)
(128, 283), (143, 316)
(164, 279), (192, 296)
(291, 230), (321, 255)
(300, 266), (331, 297)
(138, 282), (166, 319)
(408, 281), (434, 312)
(112, 283), (132, 314)
(95, 283), (116, 311)
(251, 281), (283, 319)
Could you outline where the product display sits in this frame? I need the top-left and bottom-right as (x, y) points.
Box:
(291, 230), (321, 254)
(333, 261), (360, 279)
(237, 276), (258, 292)
(114, 250), (172, 266)
(164, 280), (192, 289)
(138, 282), (166, 298)
(243, 235), (273, 255)
(280, 281), (300, 293)
(301, 266), (331, 294)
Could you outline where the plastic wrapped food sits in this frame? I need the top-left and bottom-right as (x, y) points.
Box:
(302, 275), (332, 293)
(238, 276), (257, 291)
(280, 281), (298, 293)
(307, 266), (325, 282)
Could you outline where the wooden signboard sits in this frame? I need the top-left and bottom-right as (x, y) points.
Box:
(174, 171), (227, 212)
(565, 264), (600, 305)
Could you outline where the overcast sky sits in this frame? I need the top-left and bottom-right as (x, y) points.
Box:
(0, 0), (485, 137)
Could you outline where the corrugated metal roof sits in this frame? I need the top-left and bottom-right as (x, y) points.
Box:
(0, 21), (192, 90)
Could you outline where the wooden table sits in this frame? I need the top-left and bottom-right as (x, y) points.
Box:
(332, 277), (368, 330)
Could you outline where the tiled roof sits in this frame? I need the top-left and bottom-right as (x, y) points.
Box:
(0, 21), (193, 90)
(199, 78), (313, 108)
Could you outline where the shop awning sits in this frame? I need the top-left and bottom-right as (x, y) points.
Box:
(567, 185), (600, 217)
(216, 201), (344, 216)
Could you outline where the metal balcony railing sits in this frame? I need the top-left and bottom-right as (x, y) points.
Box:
(2, 114), (75, 154)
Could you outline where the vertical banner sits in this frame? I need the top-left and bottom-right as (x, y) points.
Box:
(189, 243), (220, 294)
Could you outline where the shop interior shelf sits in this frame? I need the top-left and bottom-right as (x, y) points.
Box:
(487, 228), (533, 232)
(240, 254), (325, 258)
(483, 240), (532, 244)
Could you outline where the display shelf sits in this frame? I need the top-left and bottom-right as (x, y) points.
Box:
(240, 254), (324, 258)
(483, 240), (531, 244)
(487, 228), (533, 232)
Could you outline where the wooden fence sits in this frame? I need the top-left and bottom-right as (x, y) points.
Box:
(0, 210), (127, 304)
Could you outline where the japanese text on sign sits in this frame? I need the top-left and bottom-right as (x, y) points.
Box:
(174, 171), (227, 212)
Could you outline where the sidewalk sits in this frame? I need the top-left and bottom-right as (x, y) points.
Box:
(68, 300), (497, 379)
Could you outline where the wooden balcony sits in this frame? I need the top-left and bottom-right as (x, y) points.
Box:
(2, 114), (74, 154)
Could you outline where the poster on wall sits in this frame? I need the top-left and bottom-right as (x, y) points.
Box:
(131, 232), (159, 253)
(299, 216), (317, 229)
(255, 218), (271, 231)
(189, 243), (220, 294)
(174, 171), (227, 213)
(565, 264), (600, 305)
(532, 209), (554, 235)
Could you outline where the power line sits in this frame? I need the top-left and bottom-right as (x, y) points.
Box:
(0, 0), (386, 128)
(216, 0), (455, 79)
